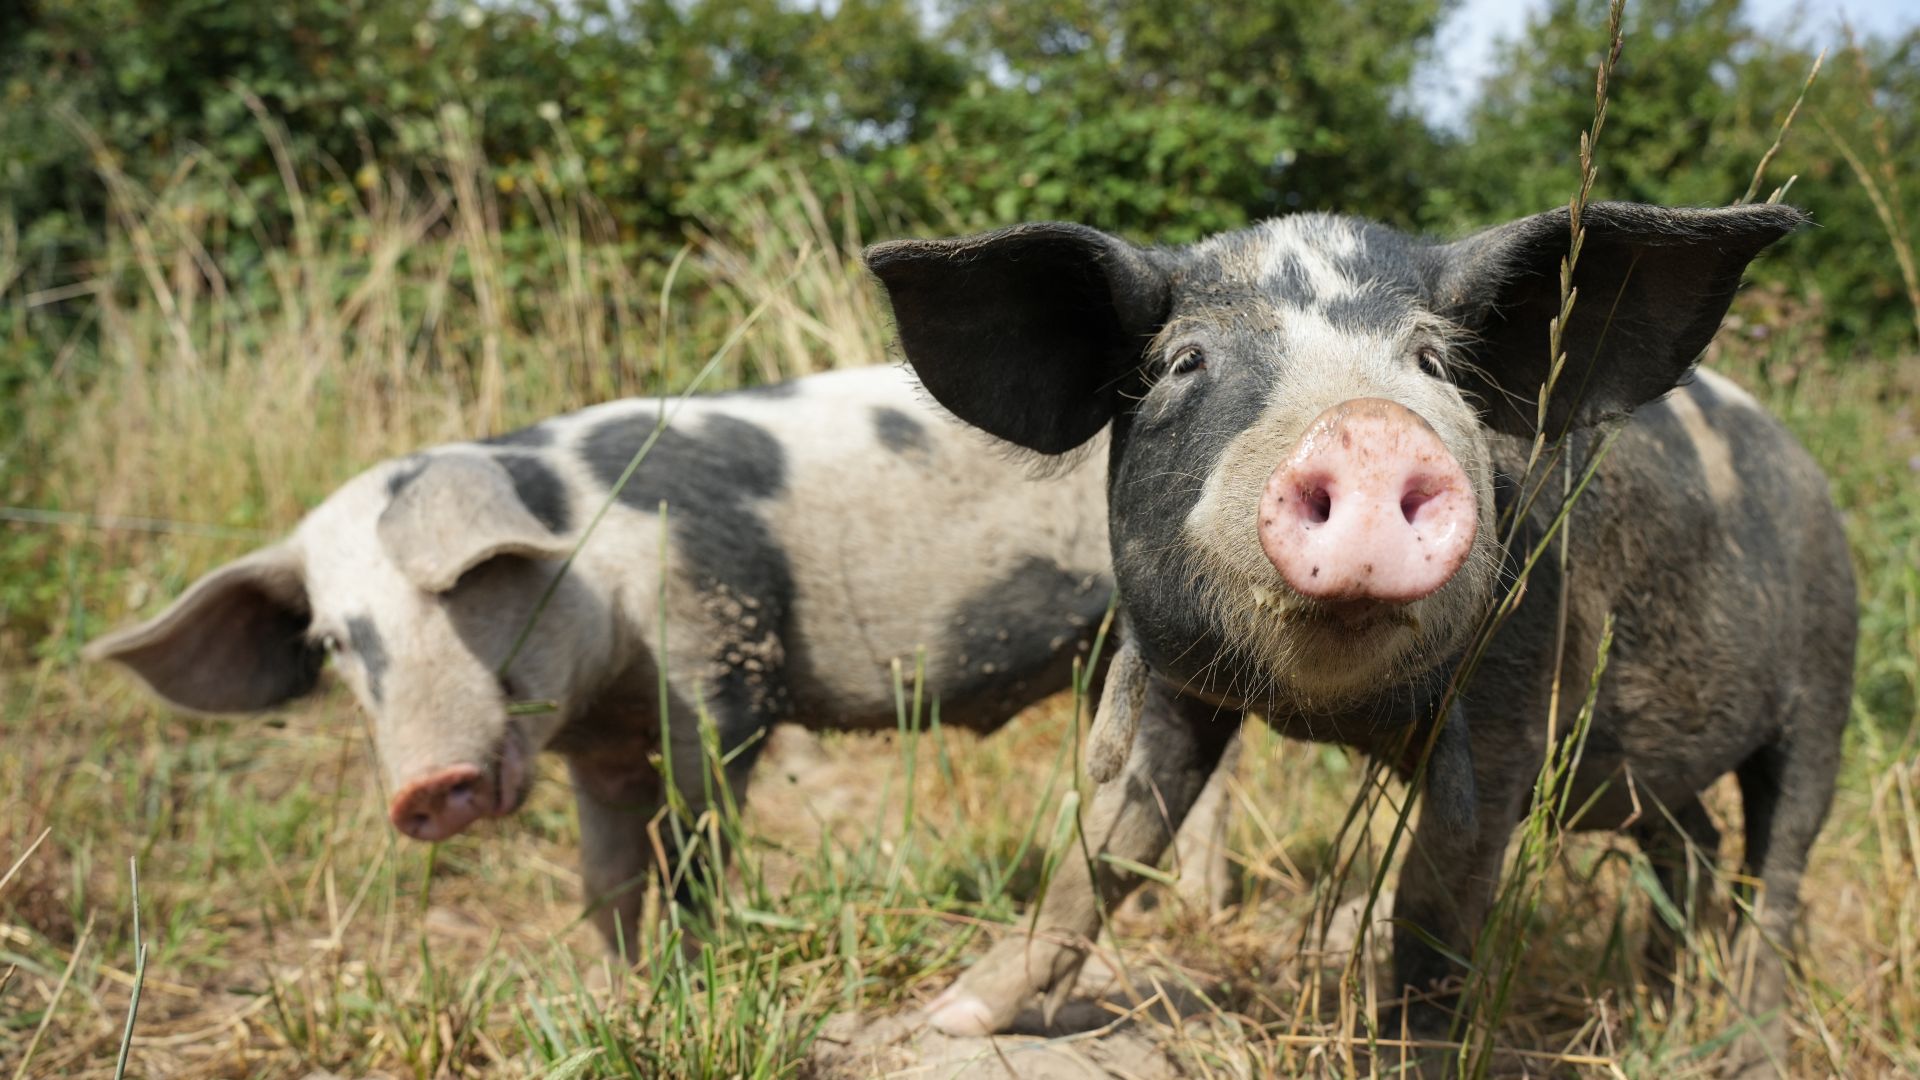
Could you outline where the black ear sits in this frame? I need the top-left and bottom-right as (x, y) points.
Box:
(1427, 202), (1806, 436)
(85, 546), (323, 714)
(864, 222), (1171, 454)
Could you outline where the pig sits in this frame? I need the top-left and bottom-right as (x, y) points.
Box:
(87, 363), (1235, 953)
(866, 202), (1856, 1070)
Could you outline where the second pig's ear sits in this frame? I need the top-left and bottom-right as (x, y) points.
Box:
(378, 455), (573, 593)
(86, 545), (323, 714)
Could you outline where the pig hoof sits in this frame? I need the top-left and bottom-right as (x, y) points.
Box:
(921, 933), (1085, 1036)
(923, 984), (1000, 1036)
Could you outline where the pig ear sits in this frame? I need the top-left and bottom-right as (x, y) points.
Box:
(864, 222), (1171, 454)
(85, 545), (324, 714)
(378, 455), (572, 593)
(1429, 202), (1806, 436)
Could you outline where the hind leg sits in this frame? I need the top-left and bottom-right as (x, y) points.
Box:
(1632, 797), (1723, 991)
(1116, 731), (1241, 921)
(1727, 727), (1843, 1077)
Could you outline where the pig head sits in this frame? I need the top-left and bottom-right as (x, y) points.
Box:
(869, 204), (1804, 711)
(87, 453), (609, 841)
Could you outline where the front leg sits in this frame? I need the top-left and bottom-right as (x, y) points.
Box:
(1386, 744), (1529, 1044)
(567, 753), (665, 960)
(925, 681), (1240, 1035)
(1169, 732), (1241, 915)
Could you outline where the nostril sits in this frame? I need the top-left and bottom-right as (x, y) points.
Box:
(390, 764), (494, 841)
(1400, 488), (1436, 525)
(444, 783), (472, 814)
(1302, 486), (1332, 525)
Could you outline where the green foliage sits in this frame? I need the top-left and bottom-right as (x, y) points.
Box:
(1443, 0), (1753, 213)
(4, 0), (1916, 357)
(0, 0), (957, 261)
(0, 0), (1444, 278)
(882, 0), (1448, 237)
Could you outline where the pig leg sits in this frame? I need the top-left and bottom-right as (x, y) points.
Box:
(1169, 733), (1240, 915)
(1726, 729), (1840, 1076)
(1632, 797), (1722, 990)
(924, 684), (1241, 1036)
(1386, 752), (1532, 1044)
(564, 668), (773, 959)
(1115, 733), (1240, 921)
(568, 753), (667, 960)
(658, 687), (770, 886)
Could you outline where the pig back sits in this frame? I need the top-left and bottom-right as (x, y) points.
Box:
(704, 366), (1116, 732)
(1478, 369), (1856, 825)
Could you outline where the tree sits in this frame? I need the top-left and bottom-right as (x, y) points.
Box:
(1438, 0), (1919, 353)
(888, 0), (1452, 238)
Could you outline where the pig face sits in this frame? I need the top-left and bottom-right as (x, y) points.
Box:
(868, 203), (1804, 710)
(88, 453), (612, 841)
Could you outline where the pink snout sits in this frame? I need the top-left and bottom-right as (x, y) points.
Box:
(389, 765), (495, 842)
(1258, 398), (1476, 604)
(387, 735), (529, 842)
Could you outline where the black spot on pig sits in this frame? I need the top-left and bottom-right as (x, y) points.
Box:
(386, 457), (427, 498)
(579, 412), (793, 720)
(495, 453), (572, 533)
(872, 406), (932, 458)
(482, 424), (554, 449)
(582, 413), (786, 508)
(940, 557), (1114, 723)
(1107, 348), (1281, 699)
(1262, 252), (1315, 303)
(347, 615), (390, 704)
(1330, 219), (1426, 292)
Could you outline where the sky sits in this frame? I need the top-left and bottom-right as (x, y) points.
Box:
(1416, 0), (1920, 129)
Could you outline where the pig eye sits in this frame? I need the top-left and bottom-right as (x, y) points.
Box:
(1415, 345), (1447, 379)
(1169, 345), (1207, 377)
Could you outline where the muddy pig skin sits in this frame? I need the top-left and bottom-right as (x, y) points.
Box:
(90, 364), (1236, 952)
(869, 202), (1855, 1072)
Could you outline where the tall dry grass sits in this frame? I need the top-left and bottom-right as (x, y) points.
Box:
(2, 108), (889, 661)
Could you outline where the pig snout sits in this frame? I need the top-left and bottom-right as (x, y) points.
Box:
(389, 765), (493, 841)
(1258, 398), (1475, 604)
(386, 730), (531, 842)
